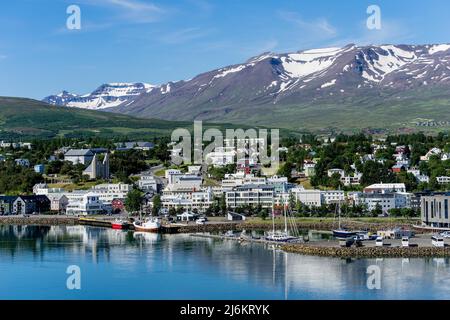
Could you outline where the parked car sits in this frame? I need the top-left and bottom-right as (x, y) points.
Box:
(196, 218), (207, 225)
(440, 231), (450, 238)
(401, 236), (410, 247)
(375, 236), (384, 247)
(432, 235), (445, 247)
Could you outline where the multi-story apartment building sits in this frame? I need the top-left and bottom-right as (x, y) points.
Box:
(421, 193), (450, 228)
(226, 184), (274, 209)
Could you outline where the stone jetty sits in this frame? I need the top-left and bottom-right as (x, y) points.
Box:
(282, 243), (450, 258)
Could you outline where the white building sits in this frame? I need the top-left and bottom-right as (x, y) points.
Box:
(165, 169), (182, 180)
(33, 183), (65, 195)
(321, 190), (345, 205)
(66, 193), (106, 216)
(221, 173), (266, 191)
(64, 149), (95, 165)
(226, 184), (274, 209)
(90, 183), (131, 202)
(352, 192), (411, 214)
(290, 187), (322, 207)
(363, 183), (407, 194)
(204, 147), (236, 167)
(437, 176), (450, 185)
(420, 148), (442, 161)
(138, 175), (159, 192)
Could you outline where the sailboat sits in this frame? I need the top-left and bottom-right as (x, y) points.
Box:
(332, 193), (357, 239)
(265, 202), (297, 242)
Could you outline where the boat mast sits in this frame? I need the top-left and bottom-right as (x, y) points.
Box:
(338, 188), (341, 230)
(284, 198), (288, 234)
(272, 205), (275, 234)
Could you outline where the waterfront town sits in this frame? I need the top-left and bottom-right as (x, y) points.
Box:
(0, 133), (448, 234)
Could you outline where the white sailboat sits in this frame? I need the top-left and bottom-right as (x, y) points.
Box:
(265, 201), (296, 242)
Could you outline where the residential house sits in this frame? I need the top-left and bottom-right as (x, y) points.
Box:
(15, 159), (30, 167)
(437, 176), (450, 185)
(13, 195), (51, 215)
(46, 194), (69, 213)
(0, 196), (17, 215)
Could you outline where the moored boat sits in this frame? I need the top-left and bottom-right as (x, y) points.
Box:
(111, 219), (129, 230)
(133, 217), (161, 233)
(332, 190), (358, 240)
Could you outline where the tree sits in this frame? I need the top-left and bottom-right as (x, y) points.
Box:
(371, 203), (383, 217)
(258, 208), (269, 220)
(220, 193), (227, 215)
(125, 189), (143, 215)
(152, 194), (161, 215)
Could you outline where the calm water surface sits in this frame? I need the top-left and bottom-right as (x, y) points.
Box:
(0, 225), (449, 300)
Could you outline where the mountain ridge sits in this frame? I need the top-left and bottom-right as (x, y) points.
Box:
(43, 43), (450, 130)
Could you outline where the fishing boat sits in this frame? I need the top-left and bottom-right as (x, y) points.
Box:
(111, 219), (129, 230)
(133, 217), (161, 233)
(332, 192), (358, 239)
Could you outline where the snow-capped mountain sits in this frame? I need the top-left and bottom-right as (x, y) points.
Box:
(43, 44), (450, 127)
(43, 82), (158, 110)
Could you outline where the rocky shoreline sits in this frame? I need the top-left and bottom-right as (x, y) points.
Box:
(282, 244), (450, 258)
(0, 216), (78, 226)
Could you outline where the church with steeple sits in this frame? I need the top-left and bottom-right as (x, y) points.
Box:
(83, 153), (110, 180)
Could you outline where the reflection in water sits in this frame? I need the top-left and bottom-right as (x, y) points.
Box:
(1, 225), (450, 300)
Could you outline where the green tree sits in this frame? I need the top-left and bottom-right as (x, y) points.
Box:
(125, 189), (143, 214)
(152, 194), (161, 215)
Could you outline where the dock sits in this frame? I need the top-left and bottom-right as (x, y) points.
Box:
(78, 217), (113, 228)
(189, 233), (303, 245)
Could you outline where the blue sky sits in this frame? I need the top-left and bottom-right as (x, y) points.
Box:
(1, 0), (450, 99)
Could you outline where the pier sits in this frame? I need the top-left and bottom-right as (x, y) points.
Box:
(189, 233), (302, 246)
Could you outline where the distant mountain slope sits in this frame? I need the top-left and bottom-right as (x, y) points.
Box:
(43, 83), (158, 110)
(43, 44), (450, 131)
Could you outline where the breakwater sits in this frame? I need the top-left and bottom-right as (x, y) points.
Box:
(0, 216), (78, 226)
(282, 244), (450, 258)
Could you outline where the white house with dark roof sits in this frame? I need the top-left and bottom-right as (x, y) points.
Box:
(64, 149), (95, 165)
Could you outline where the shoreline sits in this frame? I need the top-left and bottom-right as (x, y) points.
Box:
(282, 243), (450, 258)
(4, 216), (446, 258)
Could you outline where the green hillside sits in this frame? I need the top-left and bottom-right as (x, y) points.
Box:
(0, 97), (278, 140)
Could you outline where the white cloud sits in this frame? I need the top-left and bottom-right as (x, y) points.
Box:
(80, 0), (165, 23)
(161, 27), (213, 44)
(278, 10), (337, 37)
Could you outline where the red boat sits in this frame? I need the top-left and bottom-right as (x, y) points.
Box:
(111, 219), (128, 230)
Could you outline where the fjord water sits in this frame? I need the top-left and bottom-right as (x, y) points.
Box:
(1, 225), (449, 300)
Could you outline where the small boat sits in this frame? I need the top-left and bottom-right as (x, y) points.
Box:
(332, 192), (358, 240)
(333, 229), (358, 239)
(111, 219), (129, 230)
(133, 217), (161, 233)
(265, 231), (293, 242)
